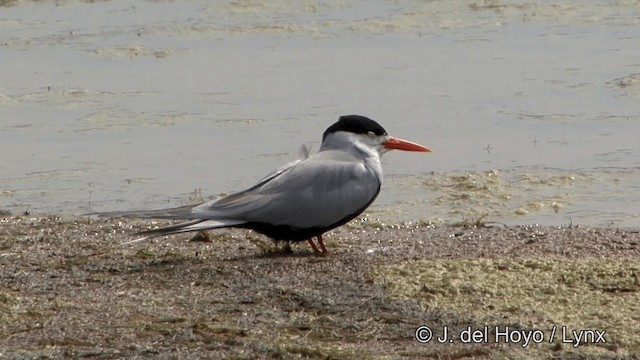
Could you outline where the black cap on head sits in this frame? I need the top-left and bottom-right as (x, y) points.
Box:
(322, 115), (388, 141)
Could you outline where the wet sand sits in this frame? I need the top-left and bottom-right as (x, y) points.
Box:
(1, 215), (639, 359)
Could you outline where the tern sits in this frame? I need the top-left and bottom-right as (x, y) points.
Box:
(95, 115), (431, 254)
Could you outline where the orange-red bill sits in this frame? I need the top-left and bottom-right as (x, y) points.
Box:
(383, 136), (432, 152)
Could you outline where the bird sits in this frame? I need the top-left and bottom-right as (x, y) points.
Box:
(94, 115), (431, 254)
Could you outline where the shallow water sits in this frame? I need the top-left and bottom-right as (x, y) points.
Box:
(1, 1), (639, 227)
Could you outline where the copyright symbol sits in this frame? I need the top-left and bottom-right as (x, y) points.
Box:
(415, 326), (433, 343)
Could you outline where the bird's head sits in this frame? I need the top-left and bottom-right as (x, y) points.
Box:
(321, 115), (432, 156)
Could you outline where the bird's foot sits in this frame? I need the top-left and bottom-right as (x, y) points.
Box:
(307, 235), (327, 256)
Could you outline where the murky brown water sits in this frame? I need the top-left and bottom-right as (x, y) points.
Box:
(1, 1), (639, 227)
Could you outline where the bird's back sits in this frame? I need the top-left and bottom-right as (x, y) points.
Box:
(196, 147), (383, 240)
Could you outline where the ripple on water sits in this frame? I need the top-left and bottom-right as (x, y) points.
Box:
(369, 167), (640, 228)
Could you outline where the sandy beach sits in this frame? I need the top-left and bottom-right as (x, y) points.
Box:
(1, 215), (639, 359)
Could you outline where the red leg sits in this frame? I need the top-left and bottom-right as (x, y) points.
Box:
(307, 238), (321, 254)
(316, 234), (327, 253)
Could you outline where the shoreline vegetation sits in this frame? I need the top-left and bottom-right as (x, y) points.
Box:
(2, 215), (639, 359)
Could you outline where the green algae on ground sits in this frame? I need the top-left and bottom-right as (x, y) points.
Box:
(373, 258), (640, 355)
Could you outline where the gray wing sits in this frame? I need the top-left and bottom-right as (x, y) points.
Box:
(94, 146), (381, 231)
(196, 150), (382, 229)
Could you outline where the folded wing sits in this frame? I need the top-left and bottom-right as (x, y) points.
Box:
(93, 146), (380, 239)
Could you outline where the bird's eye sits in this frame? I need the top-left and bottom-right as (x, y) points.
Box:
(367, 131), (376, 138)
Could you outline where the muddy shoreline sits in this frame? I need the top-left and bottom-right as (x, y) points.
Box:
(1, 215), (639, 359)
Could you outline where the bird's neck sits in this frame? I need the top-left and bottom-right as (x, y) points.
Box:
(319, 132), (384, 181)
